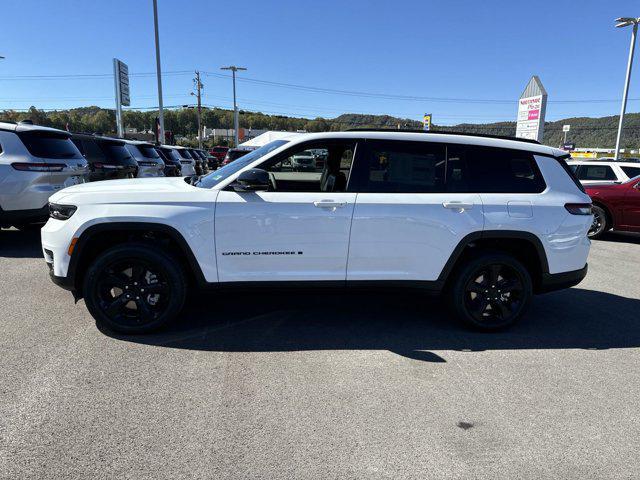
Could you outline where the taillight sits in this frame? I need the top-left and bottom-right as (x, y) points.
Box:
(11, 162), (65, 172)
(565, 203), (592, 215)
(93, 163), (119, 170)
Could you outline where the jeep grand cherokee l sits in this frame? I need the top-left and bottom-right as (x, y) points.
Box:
(0, 121), (88, 229)
(42, 131), (592, 333)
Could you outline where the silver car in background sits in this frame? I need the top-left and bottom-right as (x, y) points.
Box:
(124, 140), (165, 178)
(0, 121), (88, 228)
(169, 145), (196, 176)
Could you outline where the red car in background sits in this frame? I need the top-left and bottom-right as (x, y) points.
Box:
(209, 146), (229, 164)
(585, 176), (640, 238)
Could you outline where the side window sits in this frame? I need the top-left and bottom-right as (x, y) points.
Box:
(576, 165), (617, 181)
(446, 145), (545, 193)
(82, 139), (105, 162)
(354, 140), (446, 193)
(261, 142), (355, 192)
(621, 166), (640, 179)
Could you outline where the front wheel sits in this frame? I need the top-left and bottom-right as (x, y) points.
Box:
(448, 253), (532, 331)
(83, 244), (186, 334)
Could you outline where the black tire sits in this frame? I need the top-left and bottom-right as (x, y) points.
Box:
(588, 205), (608, 239)
(83, 244), (186, 334)
(447, 253), (532, 331)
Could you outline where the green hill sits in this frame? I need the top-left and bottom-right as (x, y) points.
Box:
(2, 106), (639, 148)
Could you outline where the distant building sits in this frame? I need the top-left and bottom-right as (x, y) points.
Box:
(203, 127), (269, 143)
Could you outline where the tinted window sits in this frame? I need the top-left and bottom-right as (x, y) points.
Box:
(446, 145), (546, 193)
(19, 131), (82, 159)
(177, 149), (193, 159)
(354, 140), (445, 193)
(81, 139), (105, 162)
(621, 166), (640, 179)
(160, 148), (181, 162)
(135, 144), (160, 159)
(99, 141), (133, 163)
(576, 165), (617, 181)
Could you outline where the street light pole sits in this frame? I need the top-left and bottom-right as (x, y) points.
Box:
(221, 65), (247, 147)
(152, 0), (165, 143)
(192, 71), (203, 148)
(614, 17), (640, 160)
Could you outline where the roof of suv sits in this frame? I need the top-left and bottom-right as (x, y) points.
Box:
(123, 139), (156, 147)
(71, 133), (126, 145)
(280, 131), (564, 157)
(0, 121), (73, 136)
(568, 160), (640, 167)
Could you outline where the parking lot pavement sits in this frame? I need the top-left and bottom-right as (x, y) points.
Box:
(1, 229), (639, 479)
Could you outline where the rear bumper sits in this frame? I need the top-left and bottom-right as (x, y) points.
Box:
(538, 264), (588, 293)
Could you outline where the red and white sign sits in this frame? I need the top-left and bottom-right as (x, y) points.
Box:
(516, 94), (545, 141)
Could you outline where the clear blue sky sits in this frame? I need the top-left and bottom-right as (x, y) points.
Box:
(1, 0), (639, 125)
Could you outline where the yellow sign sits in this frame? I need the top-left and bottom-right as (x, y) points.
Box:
(423, 114), (432, 131)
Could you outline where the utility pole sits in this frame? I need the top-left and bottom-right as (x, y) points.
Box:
(152, 0), (165, 143)
(220, 65), (247, 147)
(192, 71), (203, 148)
(614, 17), (640, 160)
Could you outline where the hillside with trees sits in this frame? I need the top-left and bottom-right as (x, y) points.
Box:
(1, 106), (639, 148)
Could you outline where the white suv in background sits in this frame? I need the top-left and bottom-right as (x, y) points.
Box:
(0, 121), (88, 229)
(123, 140), (165, 178)
(568, 160), (640, 185)
(41, 131), (592, 333)
(166, 145), (196, 176)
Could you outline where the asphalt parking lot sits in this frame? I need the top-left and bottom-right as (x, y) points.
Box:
(1, 229), (639, 479)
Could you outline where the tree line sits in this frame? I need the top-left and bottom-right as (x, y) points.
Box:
(1, 106), (638, 148)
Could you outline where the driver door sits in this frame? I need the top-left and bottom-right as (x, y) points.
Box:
(215, 140), (358, 283)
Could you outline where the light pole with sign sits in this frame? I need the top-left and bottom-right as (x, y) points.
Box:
(563, 124), (570, 143)
(113, 58), (130, 138)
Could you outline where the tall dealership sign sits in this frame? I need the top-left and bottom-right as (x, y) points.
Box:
(113, 58), (130, 138)
(515, 76), (547, 142)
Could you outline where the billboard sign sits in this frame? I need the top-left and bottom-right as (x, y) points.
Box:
(114, 58), (130, 106)
(515, 76), (547, 142)
(423, 113), (432, 131)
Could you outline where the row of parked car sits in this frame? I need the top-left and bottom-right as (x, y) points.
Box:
(0, 120), (234, 229)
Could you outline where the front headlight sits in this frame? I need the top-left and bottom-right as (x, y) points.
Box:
(49, 203), (77, 220)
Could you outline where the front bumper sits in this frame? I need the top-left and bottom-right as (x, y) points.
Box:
(538, 264), (588, 293)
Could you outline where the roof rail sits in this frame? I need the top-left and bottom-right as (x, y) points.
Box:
(345, 128), (541, 145)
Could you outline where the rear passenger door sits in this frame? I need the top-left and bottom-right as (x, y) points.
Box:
(346, 140), (484, 282)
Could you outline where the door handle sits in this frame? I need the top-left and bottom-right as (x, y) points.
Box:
(313, 200), (347, 209)
(443, 201), (474, 211)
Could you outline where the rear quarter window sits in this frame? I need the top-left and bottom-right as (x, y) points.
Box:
(446, 145), (546, 193)
(621, 166), (640, 179)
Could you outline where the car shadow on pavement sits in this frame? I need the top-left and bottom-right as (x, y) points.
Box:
(596, 231), (640, 245)
(104, 287), (640, 363)
(0, 228), (43, 258)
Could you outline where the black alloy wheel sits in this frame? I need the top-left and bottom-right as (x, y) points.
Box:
(449, 254), (532, 330)
(588, 205), (607, 239)
(84, 244), (186, 333)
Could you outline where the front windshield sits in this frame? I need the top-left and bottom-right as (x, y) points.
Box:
(196, 140), (289, 188)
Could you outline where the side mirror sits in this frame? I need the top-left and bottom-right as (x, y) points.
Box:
(233, 168), (270, 192)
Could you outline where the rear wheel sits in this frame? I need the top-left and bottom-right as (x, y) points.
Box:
(83, 244), (186, 333)
(448, 253), (532, 331)
(588, 205), (608, 239)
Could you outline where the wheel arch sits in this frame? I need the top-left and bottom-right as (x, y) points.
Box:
(438, 230), (549, 293)
(68, 222), (207, 296)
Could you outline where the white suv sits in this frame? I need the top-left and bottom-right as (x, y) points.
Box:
(41, 131), (592, 333)
(0, 121), (88, 229)
(568, 160), (640, 185)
